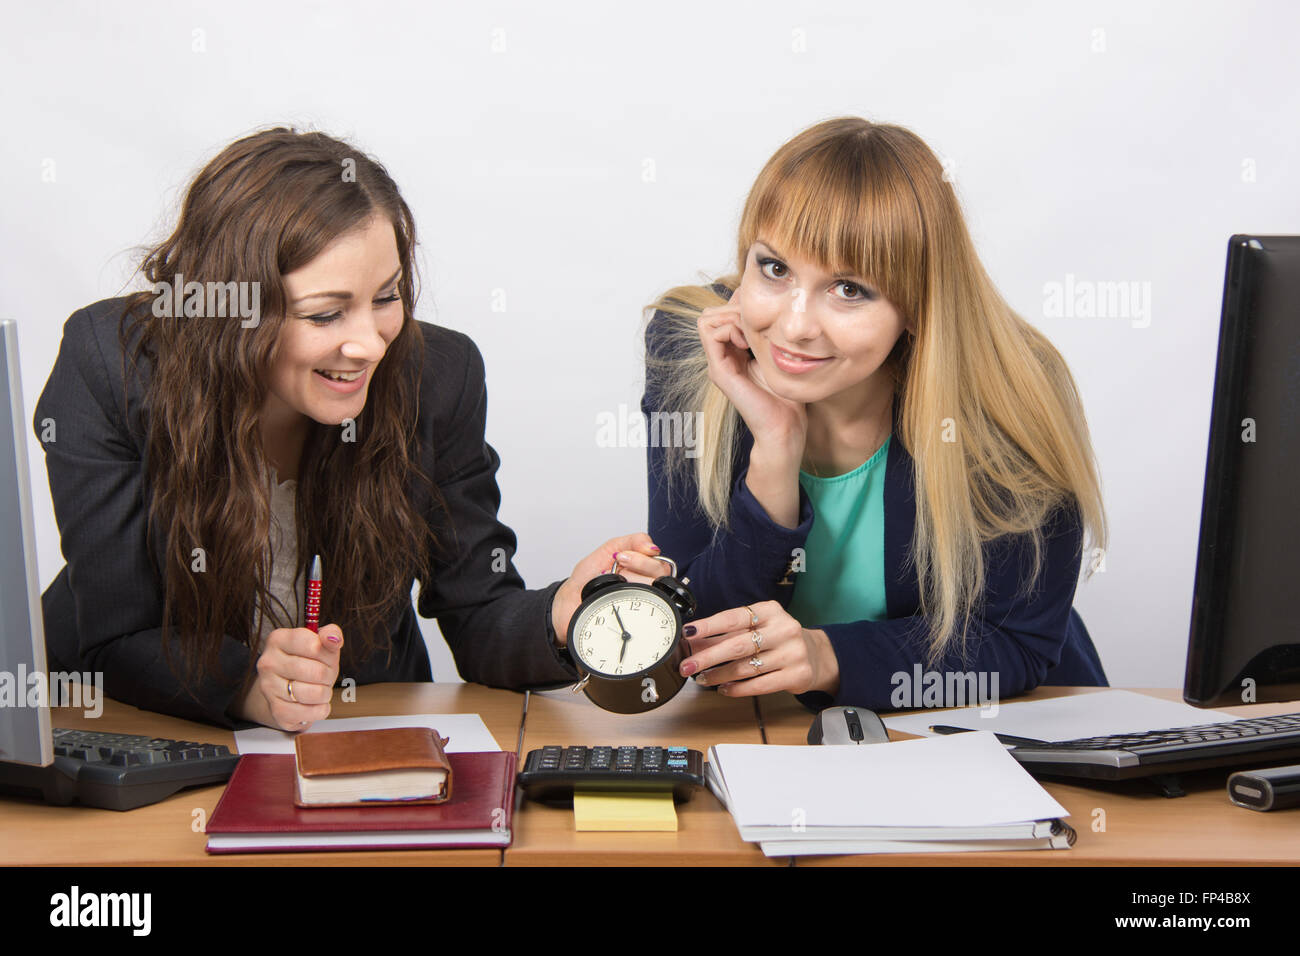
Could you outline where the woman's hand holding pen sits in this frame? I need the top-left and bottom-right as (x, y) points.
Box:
(697, 295), (806, 528)
(238, 624), (344, 730)
(679, 600), (839, 698)
(551, 534), (665, 646)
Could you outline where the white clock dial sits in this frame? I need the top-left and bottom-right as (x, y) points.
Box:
(571, 589), (678, 677)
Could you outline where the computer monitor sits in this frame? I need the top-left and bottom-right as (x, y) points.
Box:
(1185, 235), (1300, 707)
(0, 319), (54, 765)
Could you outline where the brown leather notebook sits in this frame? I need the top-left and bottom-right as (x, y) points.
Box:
(293, 728), (452, 808)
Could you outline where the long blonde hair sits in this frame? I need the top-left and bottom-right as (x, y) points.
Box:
(646, 117), (1107, 663)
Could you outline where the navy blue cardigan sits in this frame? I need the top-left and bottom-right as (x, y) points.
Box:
(643, 311), (1107, 712)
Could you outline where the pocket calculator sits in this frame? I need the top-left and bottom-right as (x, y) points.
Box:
(517, 745), (707, 806)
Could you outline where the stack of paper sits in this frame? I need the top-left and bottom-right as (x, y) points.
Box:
(234, 714), (501, 754)
(880, 689), (1242, 740)
(707, 732), (1074, 857)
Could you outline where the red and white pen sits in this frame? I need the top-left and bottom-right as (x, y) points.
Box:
(305, 554), (322, 633)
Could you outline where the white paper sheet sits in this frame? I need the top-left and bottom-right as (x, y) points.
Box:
(233, 713), (501, 755)
(711, 731), (1067, 830)
(757, 836), (1066, 856)
(880, 689), (1242, 742)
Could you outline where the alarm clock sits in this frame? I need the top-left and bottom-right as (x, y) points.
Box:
(566, 556), (697, 714)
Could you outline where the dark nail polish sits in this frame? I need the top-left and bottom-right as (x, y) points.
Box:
(683, 625), (696, 637)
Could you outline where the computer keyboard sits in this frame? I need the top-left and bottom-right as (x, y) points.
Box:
(1007, 712), (1300, 781)
(0, 727), (241, 811)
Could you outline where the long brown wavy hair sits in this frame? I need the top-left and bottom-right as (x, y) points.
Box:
(649, 117), (1108, 663)
(118, 128), (435, 694)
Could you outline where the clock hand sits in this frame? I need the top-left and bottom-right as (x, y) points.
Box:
(613, 607), (633, 663)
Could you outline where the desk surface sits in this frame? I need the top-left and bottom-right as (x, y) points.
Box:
(760, 688), (1300, 867)
(1, 684), (523, 867)
(508, 681), (780, 867)
(3, 684), (1297, 866)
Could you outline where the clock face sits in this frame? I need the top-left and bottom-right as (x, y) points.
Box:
(570, 588), (679, 677)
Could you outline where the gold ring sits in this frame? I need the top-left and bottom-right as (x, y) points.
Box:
(286, 679), (297, 702)
(752, 630), (763, 650)
(749, 656), (763, 670)
(745, 605), (759, 629)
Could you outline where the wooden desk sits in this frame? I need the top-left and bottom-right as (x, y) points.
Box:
(5, 683), (1296, 867)
(1, 683), (524, 867)
(758, 687), (1300, 866)
(506, 681), (782, 867)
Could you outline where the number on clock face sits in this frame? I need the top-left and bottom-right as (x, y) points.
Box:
(573, 591), (677, 676)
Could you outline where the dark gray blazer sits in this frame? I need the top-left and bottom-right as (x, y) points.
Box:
(35, 298), (578, 727)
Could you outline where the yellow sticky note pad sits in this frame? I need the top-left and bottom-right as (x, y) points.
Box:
(573, 790), (679, 831)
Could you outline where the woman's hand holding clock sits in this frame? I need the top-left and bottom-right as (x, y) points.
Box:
(680, 600), (840, 698)
(551, 533), (665, 647)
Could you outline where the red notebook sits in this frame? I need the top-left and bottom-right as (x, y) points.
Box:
(205, 752), (516, 853)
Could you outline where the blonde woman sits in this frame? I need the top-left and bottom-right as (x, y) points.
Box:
(643, 117), (1108, 711)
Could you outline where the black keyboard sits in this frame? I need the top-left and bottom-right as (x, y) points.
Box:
(0, 728), (240, 811)
(517, 745), (706, 805)
(1007, 712), (1300, 781)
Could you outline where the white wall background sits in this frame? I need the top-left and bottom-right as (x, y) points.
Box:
(2, 0), (1297, 687)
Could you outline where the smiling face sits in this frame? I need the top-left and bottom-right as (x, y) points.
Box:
(733, 238), (911, 413)
(262, 215), (405, 437)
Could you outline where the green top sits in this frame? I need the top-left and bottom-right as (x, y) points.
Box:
(786, 436), (891, 627)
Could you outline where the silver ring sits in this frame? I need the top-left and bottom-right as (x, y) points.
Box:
(286, 680), (296, 702)
(749, 656), (763, 670)
(752, 630), (763, 650)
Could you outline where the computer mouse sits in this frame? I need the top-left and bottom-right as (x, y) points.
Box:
(807, 706), (891, 745)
